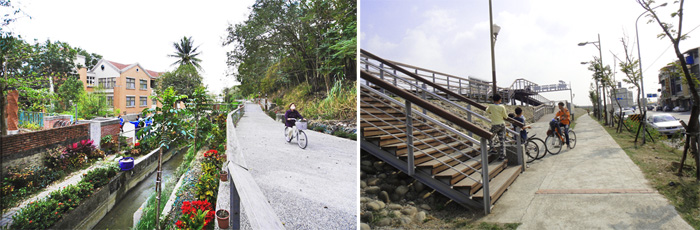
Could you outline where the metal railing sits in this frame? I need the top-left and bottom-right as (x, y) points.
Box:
(230, 103), (245, 127)
(18, 110), (45, 127)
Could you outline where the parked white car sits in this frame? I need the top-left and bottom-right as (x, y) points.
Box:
(647, 113), (685, 136)
(616, 109), (635, 119)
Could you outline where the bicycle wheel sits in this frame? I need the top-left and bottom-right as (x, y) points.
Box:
(568, 130), (577, 149)
(529, 137), (546, 159)
(297, 130), (308, 149)
(285, 127), (292, 142)
(545, 134), (562, 155)
(525, 139), (539, 163)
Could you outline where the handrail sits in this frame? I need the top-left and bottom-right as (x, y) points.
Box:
(362, 70), (494, 139)
(227, 162), (285, 230)
(361, 49), (524, 128)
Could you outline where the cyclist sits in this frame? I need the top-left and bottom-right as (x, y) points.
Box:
(486, 94), (508, 160)
(552, 102), (571, 149)
(284, 103), (305, 138)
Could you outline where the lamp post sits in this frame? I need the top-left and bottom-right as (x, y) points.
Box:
(636, 2), (667, 144)
(489, 0), (501, 97)
(579, 34), (605, 123)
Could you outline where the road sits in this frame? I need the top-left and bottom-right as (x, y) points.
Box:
(235, 102), (357, 229)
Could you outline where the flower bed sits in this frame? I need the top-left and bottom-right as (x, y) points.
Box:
(10, 164), (120, 229)
(175, 200), (214, 229)
(2, 139), (105, 211)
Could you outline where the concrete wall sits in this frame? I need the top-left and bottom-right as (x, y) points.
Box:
(1, 123), (90, 175)
(51, 147), (177, 230)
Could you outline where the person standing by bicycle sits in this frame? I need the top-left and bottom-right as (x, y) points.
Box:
(511, 107), (532, 142)
(285, 103), (305, 138)
(554, 102), (572, 149)
(486, 94), (508, 160)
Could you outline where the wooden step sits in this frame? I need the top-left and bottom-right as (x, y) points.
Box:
(473, 165), (522, 204)
(376, 129), (443, 146)
(382, 134), (453, 149)
(417, 147), (479, 174)
(361, 108), (405, 115)
(453, 159), (508, 194)
(362, 124), (432, 137)
(397, 141), (462, 158)
(360, 120), (404, 128)
(434, 157), (482, 184)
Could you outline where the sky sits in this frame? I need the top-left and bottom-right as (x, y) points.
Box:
(5, 0), (256, 95)
(360, 0), (700, 106)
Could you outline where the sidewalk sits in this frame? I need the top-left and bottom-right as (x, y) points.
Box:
(481, 114), (693, 229)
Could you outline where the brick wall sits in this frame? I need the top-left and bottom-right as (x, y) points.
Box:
(1, 123), (90, 174)
(44, 115), (72, 129)
(101, 122), (119, 139)
(6, 90), (18, 131)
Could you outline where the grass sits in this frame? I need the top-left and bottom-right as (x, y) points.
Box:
(273, 81), (356, 121)
(600, 121), (700, 229)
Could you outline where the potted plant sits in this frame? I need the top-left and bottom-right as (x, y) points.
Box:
(219, 168), (228, 182)
(216, 209), (230, 229)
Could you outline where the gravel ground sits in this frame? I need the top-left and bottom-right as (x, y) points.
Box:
(236, 102), (357, 230)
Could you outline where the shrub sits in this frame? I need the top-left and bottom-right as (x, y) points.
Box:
(45, 140), (102, 171)
(1, 164), (65, 210)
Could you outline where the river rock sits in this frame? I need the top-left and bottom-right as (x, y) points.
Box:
(376, 200), (386, 209)
(360, 197), (369, 203)
(361, 160), (372, 167)
(368, 177), (381, 186)
(377, 173), (388, 179)
(395, 185), (409, 197)
(373, 161), (385, 171)
(388, 203), (402, 210)
(390, 193), (400, 202)
(360, 171), (366, 179)
(361, 165), (376, 174)
(360, 223), (370, 230)
(401, 206), (418, 216)
(379, 184), (396, 194)
(419, 204), (431, 211)
(360, 180), (367, 189)
(379, 191), (390, 203)
(378, 209), (388, 216)
(376, 218), (392, 226)
(399, 216), (413, 225)
(361, 212), (373, 222)
(367, 202), (382, 211)
(415, 211), (427, 223)
(414, 181), (425, 193)
(365, 186), (381, 194)
(391, 210), (402, 218)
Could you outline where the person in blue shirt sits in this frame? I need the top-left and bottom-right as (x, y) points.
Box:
(510, 107), (532, 142)
(118, 115), (124, 132)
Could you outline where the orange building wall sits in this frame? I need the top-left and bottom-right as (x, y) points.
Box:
(117, 66), (155, 115)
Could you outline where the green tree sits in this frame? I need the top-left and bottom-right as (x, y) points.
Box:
(77, 88), (108, 120)
(168, 36), (202, 70)
(157, 64), (203, 96)
(57, 77), (84, 111)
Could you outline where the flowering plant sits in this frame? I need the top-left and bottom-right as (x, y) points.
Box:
(175, 200), (214, 230)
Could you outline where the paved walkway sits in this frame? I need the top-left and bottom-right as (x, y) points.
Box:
(482, 113), (693, 229)
(235, 102), (357, 229)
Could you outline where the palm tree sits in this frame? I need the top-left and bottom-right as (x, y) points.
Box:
(168, 36), (202, 70)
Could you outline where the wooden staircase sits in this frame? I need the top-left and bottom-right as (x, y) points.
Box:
(360, 88), (522, 210)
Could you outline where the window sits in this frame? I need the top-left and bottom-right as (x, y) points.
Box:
(99, 78), (116, 89)
(126, 96), (135, 107)
(106, 96), (114, 107)
(87, 75), (95, 87)
(151, 80), (156, 89)
(140, 96), (148, 107)
(140, 79), (147, 90)
(152, 98), (157, 106)
(126, 78), (135, 89)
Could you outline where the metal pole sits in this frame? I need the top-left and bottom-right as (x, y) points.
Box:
(489, 0), (497, 96)
(480, 137), (491, 214)
(155, 147), (162, 229)
(636, 9), (649, 144)
(598, 34), (607, 125)
(405, 101), (414, 176)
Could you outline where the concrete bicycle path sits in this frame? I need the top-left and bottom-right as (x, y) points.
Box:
(235, 102), (357, 229)
(481, 114), (693, 229)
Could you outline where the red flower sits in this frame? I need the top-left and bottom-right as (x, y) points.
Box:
(54, 212), (58, 215)
(134, 142), (140, 147)
(175, 220), (184, 229)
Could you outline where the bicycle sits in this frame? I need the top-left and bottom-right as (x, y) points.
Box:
(544, 119), (577, 155)
(284, 118), (308, 149)
(524, 134), (545, 163)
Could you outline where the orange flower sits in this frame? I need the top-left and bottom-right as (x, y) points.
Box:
(58, 202), (63, 206)
(54, 212), (58, 215)
(68, 199), (71, 202)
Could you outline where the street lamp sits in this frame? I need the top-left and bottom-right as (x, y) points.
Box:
(636, 2), (667, 143)
(579, 34), (605, 123)
(489, 0), (500, 97)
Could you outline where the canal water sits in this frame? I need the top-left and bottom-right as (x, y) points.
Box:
(92, 148), (185, 229)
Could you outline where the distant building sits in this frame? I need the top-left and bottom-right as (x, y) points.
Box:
(657, 46), (698, 110)
(612, 87), (634, 109)
(78, 59), (162, 115)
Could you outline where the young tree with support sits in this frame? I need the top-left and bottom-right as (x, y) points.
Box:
(637, 0), (699, 180)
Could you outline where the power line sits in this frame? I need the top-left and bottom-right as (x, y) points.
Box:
(643, 23), (700, 74)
